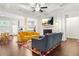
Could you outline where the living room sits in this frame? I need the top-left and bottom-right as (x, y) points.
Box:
(0, 3), (79, 56)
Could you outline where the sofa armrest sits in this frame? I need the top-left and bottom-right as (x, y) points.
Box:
(32, 36), (46, 51)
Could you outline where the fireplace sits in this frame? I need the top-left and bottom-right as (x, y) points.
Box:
(43, 29), (52, 35)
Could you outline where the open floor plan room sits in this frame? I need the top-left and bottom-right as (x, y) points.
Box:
(0, 3), (79, 56)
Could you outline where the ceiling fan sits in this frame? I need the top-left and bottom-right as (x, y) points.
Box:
(32, 3), (47, 12)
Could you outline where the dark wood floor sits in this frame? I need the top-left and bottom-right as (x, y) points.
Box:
(47, 39), (79, 56)
(0, 36), (79, 56)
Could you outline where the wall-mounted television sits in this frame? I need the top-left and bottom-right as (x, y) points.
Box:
(42, 17), (53, 26)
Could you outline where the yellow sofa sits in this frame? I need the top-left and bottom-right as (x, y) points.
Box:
(18, 32), (39, 43)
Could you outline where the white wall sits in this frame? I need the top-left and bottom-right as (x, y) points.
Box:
(52, 13), (66, 41)
(66, 17), (79, 39)
(36, 18), (43, 35)
(53, 14), (62, 33)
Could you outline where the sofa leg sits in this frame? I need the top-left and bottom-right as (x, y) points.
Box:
(41, 51), (46, 56)
(18, 42), (25, 48)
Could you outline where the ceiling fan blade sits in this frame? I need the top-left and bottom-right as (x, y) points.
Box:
(32, 10), (35, 12)
(41, 7), (47, 9)
(40, 9), (43, 12)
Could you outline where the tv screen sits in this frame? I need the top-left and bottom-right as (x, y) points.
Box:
(48, 17), (53, 25)
(42, 17), (53, 26)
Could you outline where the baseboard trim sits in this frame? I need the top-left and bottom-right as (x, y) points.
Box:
(67, 37), (79, 40)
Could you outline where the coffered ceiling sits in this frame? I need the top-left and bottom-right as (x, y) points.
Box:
(0, 3), (79, 19)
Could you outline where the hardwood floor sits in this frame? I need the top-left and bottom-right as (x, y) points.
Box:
(0, 36), (79, 56)
(0, 36), (32, 56)
(47, 39), (79, 56)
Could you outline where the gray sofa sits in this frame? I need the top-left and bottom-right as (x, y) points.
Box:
(32, 32), (63, 55)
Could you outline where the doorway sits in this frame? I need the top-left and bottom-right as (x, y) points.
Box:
(66, 17), (79, 39)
